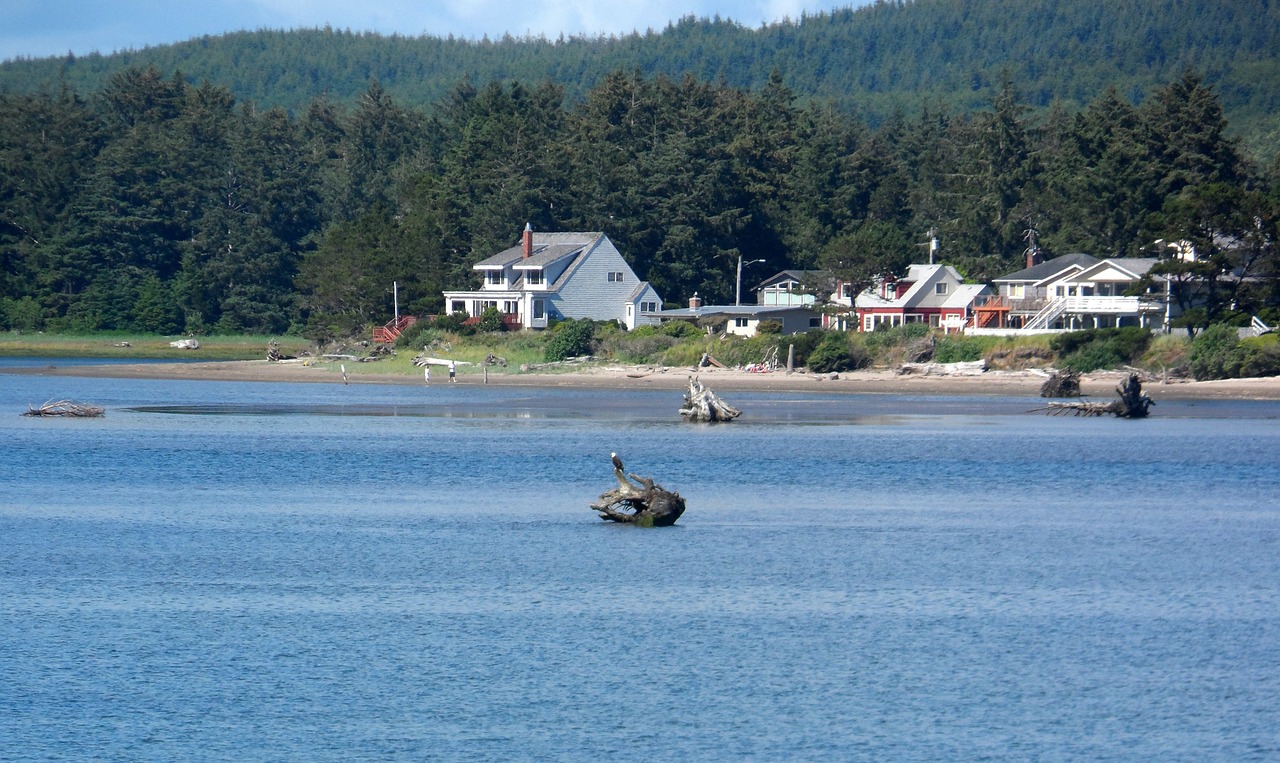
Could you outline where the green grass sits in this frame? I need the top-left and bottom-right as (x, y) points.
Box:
(0, 331), (312, 360)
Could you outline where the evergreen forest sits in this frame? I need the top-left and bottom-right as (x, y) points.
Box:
(1, 0), (1279, 337)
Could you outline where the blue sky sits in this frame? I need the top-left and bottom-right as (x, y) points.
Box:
(1, 0), (869, 62)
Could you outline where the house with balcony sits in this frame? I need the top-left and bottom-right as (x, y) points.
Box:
(441, 225), (662, 330)
(974, 253), (1168, 333)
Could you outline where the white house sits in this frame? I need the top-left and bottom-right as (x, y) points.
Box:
(442, 225), (663, 330)
(974, 253), (1168, 333)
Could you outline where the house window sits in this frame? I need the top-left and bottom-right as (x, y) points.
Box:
(533, 299), (545, 320)
(608, 271), (625, 282)
(935, 282), (948, 295)
(526, 270), (543, 285)
(503, 301), (518, 315)
(864, 316), (875, 331)
(486, 271), (503, 286)
(929, 314), (941, 328)
(640, 301), (657, 313)
(734, 318), (749, 328)
(450, 300), (466, 314)
(841, 284), (852, 299)
(1010, 284), (1025, 299)
(809, 317), (821, 328)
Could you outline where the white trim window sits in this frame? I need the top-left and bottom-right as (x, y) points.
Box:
(935, 282), (948, 295)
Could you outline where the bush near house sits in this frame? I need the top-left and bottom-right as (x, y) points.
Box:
(1189, 324), (1245, 380)
(475, 306), (506, 333)
(1240, 334), (1280, 377)
(1189, 325), (1280, 380)
(1050, 327), (1152, 373)
(807, 331), (871, 373)
(544, 318), (598, 361)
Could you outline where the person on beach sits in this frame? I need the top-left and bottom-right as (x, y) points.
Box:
(448, 360), (456, 383)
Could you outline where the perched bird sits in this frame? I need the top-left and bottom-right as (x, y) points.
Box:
(611, 452), (624, 472)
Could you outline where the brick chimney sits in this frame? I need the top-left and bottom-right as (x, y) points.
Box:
(522, 222), (533, 259)
(689, 292), (702, 309)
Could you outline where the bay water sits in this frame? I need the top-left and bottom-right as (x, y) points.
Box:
(3, 364), (1278, 760)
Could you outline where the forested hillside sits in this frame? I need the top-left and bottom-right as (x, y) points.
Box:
(3, 61), (1276, 338)
(2, 0), (1279, 159)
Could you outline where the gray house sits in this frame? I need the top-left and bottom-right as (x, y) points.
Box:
(442, 225), (662, 330)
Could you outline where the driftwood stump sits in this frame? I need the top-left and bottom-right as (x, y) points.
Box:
(23, 399), (105, 417)
(1036, 373), (1154, 418)
(679, 376), (741, 422)
(590, 454), (686, 527)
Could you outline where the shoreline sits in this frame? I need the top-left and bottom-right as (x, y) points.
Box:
(5, 358), (1280, 400)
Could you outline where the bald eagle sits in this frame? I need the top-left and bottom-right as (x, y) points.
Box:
(611, 452), (624, 472)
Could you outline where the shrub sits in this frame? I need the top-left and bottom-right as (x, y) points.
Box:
(1060, 343), (1127, 373)
(806, 332), (870, 373)
(863, 322), (930, 351)
(476, 306), (506, 333)
(1138, 333), (1191, 374)
(430, 312), (472, 335)
(544, 318), (597, 361)
(1188, 324), (1244, 380)
(1239, 334), (1280, 378)
(659, 320), (702, 338)
(598, 331), (679, 363)
(755, 319), (783, 335)
(394, 319), (431, 349)
(2, 296), (43, 331)
(933, 336), (992, 363)
(1051, 327), (1153, 372)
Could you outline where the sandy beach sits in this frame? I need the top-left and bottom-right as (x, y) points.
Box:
(6, 357), (1280, 401)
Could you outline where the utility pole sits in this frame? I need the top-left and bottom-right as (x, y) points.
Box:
(736, 256), (765, 306)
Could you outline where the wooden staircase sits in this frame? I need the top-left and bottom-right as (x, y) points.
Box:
(373, 315), (417, 343)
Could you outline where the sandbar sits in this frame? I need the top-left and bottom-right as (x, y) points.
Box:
(5, 358), (1280, 401)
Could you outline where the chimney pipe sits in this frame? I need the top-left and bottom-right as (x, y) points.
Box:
(523, 222), (533, 259)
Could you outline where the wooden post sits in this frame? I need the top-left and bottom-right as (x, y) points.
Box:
(786, 343), (795, 374)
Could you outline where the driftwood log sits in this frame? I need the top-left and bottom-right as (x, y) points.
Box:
(1039, 369), (1082, 397)
(23, 399), (105, 418)
(679, 376), (741, 422)
(591, 454), (686, 527)
(1036, 373), (1154, 418)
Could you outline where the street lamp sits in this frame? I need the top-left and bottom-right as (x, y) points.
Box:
(736, 256), (766, 306)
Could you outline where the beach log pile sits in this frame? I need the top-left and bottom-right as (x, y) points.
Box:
(23, 399), (105, 418)
(1037, 373), (1154, 418)
(591, 456), (686, 527)
(1039, 369), (1082, 398)
(679, 376), (741, 422)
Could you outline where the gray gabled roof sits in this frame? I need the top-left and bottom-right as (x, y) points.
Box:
(473, 232), (603, 270)
(754, 269), (832, 290)
(994, 252), (1100, 283)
